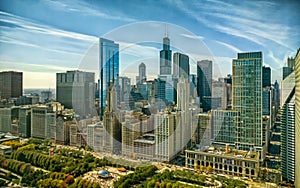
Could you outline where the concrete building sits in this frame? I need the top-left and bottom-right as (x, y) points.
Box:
(232, 52), (263, 154)
(0, 71), (22, 99)
(40, 90), (52, 103)
(87, 123), (104, 152)
(56, 70), (95, 117)
(185, 147), (260, 178)
(121, 112), (141, 158)
(134, 134), (155, 161)
(19, 106), (31, 137)
(212, 79), (227, 110)
(99, 38), (119, 119)
(154, 112), (180, 162)
(294, 48), (300, 188)
(103, 82), (121, 154)
(0, 107), (11, 133)
(55, 111), (76, 145)
(31, 105), (56, 139)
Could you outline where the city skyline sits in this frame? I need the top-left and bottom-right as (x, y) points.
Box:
(1, 1), (300, 88)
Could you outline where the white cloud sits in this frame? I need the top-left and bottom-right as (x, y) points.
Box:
(214, 40), (241, 53)
(181, 33), (204, 40)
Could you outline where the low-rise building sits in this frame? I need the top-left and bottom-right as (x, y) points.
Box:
(185, 147), (260, 178)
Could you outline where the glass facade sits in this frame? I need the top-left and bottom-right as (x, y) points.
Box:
(99, 38), (119, 118)
(232, 52), (262, 151)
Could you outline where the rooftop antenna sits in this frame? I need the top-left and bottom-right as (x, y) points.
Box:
(165, 24), (168, 37)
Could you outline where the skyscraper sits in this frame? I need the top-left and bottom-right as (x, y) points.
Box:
(232, 52), (262, 152)
(31, 106), (56, 139)
(137, 62), (146, 84)
(173, 52), (189, 79)
(99, 38), (119, 119)
(294, 48), (300, 188)
(197, 60), (212, 111)
(56, 70), (95, 117)
(103, 82), (121, 154)
(0, 71), (22, 99)
(280, 72), (295, 183)
(160, 33), (172, 75)
(262, 66), (271, 87)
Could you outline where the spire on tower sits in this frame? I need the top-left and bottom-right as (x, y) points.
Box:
(165, 24), (168, 37)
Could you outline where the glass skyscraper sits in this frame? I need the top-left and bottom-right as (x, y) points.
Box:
(99, 38), (119, 119)
(232, 52), (262, 152)
(197, 60), (212, 111)
(160, 35), (172, 75)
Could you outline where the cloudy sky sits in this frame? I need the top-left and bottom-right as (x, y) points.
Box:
(0, 0), (299, 88)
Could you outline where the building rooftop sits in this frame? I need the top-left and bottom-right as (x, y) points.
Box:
(186, 146), (259, 161)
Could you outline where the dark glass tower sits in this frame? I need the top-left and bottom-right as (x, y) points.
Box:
(197, 60), (212, 110)
(159, 35), (172, 75)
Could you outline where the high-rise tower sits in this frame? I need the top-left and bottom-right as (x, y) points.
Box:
(232, 52), (263, 153)
(99, 38), (119, 119)
(197, 60), (212, 110)
(0, 71), (23, 99)
(160, 30), (172, 75)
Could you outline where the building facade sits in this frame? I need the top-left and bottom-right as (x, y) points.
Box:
(197, 60), (212, 111)
(56, 71), (95, 117)
(0, 71), (22, 99)
(31, 106), (56, 139)
(232, 52), (263, 153)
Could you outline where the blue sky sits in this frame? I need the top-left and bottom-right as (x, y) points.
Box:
(0, 0), (299, 88)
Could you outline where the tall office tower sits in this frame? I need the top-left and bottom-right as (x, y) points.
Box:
(19, 107), (31, 137)
(177, 77), (190, 150)
(103, 82), (121, 154)
(283, 67), (293, 80)
(154, 78), (166, 110)
(99, 38), (119, 119)
(197, 60), (212, 111)
(173, 52), (189, 79)
(224, 74), (232, 109)
(56, 71), (95, 117)
(0, 107), (12, 133)
(160, 32), (172, 75)
(31, 106), (56, 139)
(280, 69), (295, 183)
(232, 52), (263, 153)
(154, 111), (180, 162)
(0, 71), (22, 99)
(294, 48), (300, 188)
(262, 66), (271, 87)
(211, 110), (239, 147)
(287, 57), (295, 69)
(41, 90), (52, 103)
(136, 62), (146, 84)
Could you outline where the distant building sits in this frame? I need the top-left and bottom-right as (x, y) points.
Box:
(173, 52), (189, 79)
(212, 79), (227, 110)
(0, 71), (23, 99)
(160, 32), (172, 76)
(283, 67), (293, 80)
(99, 38), (119, 119)
(232, 52), (263, 154)
(55, 111), (75, 145)
(136, 62), (146, 84)
(197, 60), (212, 111)
(262, 87), (272, 116)
(41, 90), (52, 103)
(56, 70), (95, 117)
